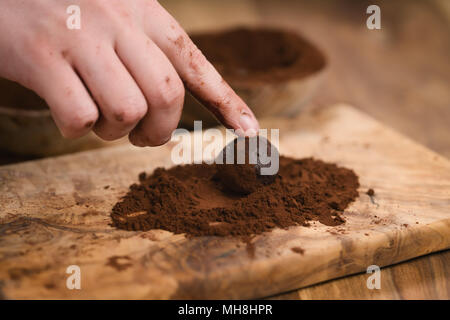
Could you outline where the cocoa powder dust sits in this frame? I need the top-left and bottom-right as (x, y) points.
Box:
(111, 157), (360, 238)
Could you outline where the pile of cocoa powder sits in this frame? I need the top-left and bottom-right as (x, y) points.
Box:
(190, 27), (326, 83)
(111, 157), (359, 238)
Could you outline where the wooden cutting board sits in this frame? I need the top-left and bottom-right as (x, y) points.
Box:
(0, 104), (449, 299)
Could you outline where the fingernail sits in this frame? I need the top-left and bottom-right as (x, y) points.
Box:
(239, 111), (259, 133)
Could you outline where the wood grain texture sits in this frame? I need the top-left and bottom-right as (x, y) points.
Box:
(0, 104), (449, 299)
(0, 0), (447, 300)
(248, 0), (450, 299)
(270, 250), (450, 300)
(160, 0), (450, 299)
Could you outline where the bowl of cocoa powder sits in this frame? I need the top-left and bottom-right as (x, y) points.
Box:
(0, 78), (104, 156)
(181, 27), (327, 128)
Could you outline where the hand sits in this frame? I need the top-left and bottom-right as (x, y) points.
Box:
(0, 0), (259, 146)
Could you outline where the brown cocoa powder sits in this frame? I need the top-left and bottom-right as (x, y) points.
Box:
(190, 27), (326, 84)
(111, 157), (359, 238)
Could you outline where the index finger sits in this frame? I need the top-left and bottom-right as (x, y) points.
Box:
(145, 1), (259, 134)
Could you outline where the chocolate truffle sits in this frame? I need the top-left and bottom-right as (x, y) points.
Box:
(215, 136), (279, 195)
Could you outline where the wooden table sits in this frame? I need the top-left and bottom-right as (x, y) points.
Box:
(1, 105), (449, 299)
(227, 0), (450, 299)
(148, 0), (450, 300)
(0, 0), (449, 299)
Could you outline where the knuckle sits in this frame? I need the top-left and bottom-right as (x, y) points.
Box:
(93, 0), (136, 27)
(23, 38), (52, 65)
(152, 78), (185, 109)
(113, 95), (147, 125)
(22, 34), (71, 67)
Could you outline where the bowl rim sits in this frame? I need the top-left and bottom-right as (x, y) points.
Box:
(225, 64), (326, 89)
(0, 105), (51, 117)
(189, 25), (328, 87)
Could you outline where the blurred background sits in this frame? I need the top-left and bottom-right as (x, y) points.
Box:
(0, 0), (449, 164)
